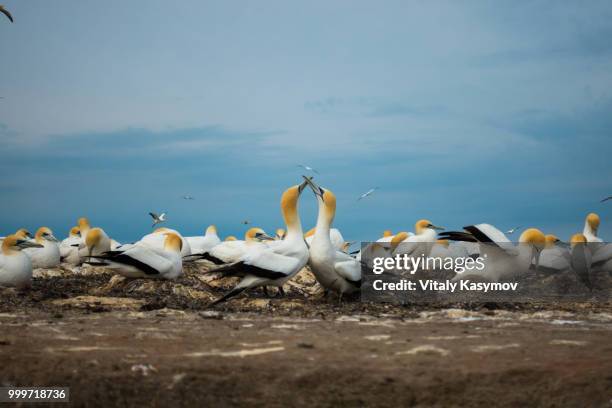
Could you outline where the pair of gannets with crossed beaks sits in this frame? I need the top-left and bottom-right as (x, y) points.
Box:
(23, 227), (60, 268)
(86, 233), (184, 280)
(304, 177), (361, 296)
(0, 235), (43, 288)
(439, 224), (546, 282)
(207, 181), (310, 307)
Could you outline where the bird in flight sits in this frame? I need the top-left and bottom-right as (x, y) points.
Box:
(357, 187), (378, 201)
(181, 195), (195, 200)
(149, 212), (167, 228)
(297, 164), (319, 174)
(505, 226), (521, 235)
(600, 196), (612, 203)
(0, 5), (13, 22)
(241, 220), (251, 225)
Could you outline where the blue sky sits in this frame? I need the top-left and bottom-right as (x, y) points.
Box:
(1, 0), (611, 242)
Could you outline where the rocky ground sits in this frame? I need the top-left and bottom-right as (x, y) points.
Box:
(0, 263), (611, 407)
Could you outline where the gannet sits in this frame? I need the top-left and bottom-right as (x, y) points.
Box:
(569, 233), (593, 290)
(24, 227), (60, 269)
(0, 235), (42, 288)
(225, 236), (237, 241)
(439, 225), (546, 281)
(275, 228), (286, 240)
(582, 213), (603, 243)
(297, 164), (319, 174)
(186, 225), (221, 255)
(390, 219), (445, 260)
(149, 212), (167, 228)
(60, 226), (81, 266)
(207, 180), (310, 306)
(305, 178), (361, 295)
(506, 226), (521, 235)
(357, 187), (378, 201)
(0, 229), (33, 245)
(304, 227), (347, 251)
(140, 227), (192, 257)
(0, 4), (13, 22)
(82, 227), (112, 259)
(538, 234), (570, 272)
(87, 233), (183, 280)
(191, 227), (274, 265)
(182, 195), (195, 200)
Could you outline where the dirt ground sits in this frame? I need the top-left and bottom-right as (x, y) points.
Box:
(0, 263), (611, 407)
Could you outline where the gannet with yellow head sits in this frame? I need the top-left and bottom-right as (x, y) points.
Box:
(439, 224), (546, 281)
(389, 219), (445, 262)
(60, 226), (82, 266)
(24, 227), (60, 269)
(193, 227), (274, 265)
(186, 225), (221, 255)
(207, 179), (310, 307)
(303, 177), (361, 295)
(0, 235), (43, 288)
(583, 213), (603, 243)
(87, 233), (184, 279)
(569, 233), (593, 290)
(140, 227), (192, 257)
(538, 234), (571, 273)
(275, 228), (286, 240)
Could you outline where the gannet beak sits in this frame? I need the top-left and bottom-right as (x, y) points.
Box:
(254, 232), (275, 241)
(17, 240), (43, 249)
(431, 225), (445, 231)
(302, 175), (324, 201)
(48, 234), (59, 242)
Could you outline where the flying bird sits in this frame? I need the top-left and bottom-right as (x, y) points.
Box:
(182, 195), (195, 200)
(357, 187), (378, 201)
(600, 196), (612, 203)
(149, 212), (167, 228)
(241, 220), (251, 225)
(506, 226), (521, 235)
(0, 5), (13, 23)
(297, 164), (319, 174)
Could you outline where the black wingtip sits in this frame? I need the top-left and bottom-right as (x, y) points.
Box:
(206, 286), (248, 308)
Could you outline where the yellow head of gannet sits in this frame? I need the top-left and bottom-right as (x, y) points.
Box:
(78, 217), (90, 231)
(34, 227), (58, 243)
(415, 219), (445, 234)
(85, 228), (104, 251)
(518, 228), (546, 249)
(244, 227), (274, 242)
(225, 235), (237, 241)
(2, 235), (43, 255)
(544, 234), (560, 249)
(69, 226), (80, 238)
(570, 233), (587, 248)
(390, 232), (410, 252)
(163, 233), (183, 252)
(586, 213), (600, 233)
(205, 225), (217, 235)
(382, 230), (393, 238)
(275, 228), (286, 240)
(14, 228), (33, 240)
(280, 182), (308, 235)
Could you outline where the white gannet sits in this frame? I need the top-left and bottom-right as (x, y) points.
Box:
(192, 227), (274, 265)
(24, 227), (60, 269)
(88, 233), (183, 280)
(0, 228), (33, 245)
(304, 227), (346, 251)
(390, 219), (445, 259)
(439, 225), (546, 281)
(583, 213), (603, 243)
(357, 187), (378, 201)
(275, 228), (286, 240)
(506, 226), (521, 235)
(569, 233), (593, 290)
(60, 226), (82, 266)
(305, 178), (361, 295)
(186, 225), (221, 255)
(0, 235), (42, 288)
(376, 230), (395, 242)
(149, 212), (167, 228)
(140, 227), (192, 257)
(0, 4), (13, 23)
(82, 227), (112, 259)
(537, 234), (570, 273)
(297, 164), (319, 174)
(207, 180), (310, 306)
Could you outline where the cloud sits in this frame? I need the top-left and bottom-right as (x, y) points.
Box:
(304, 97), (448, 118)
